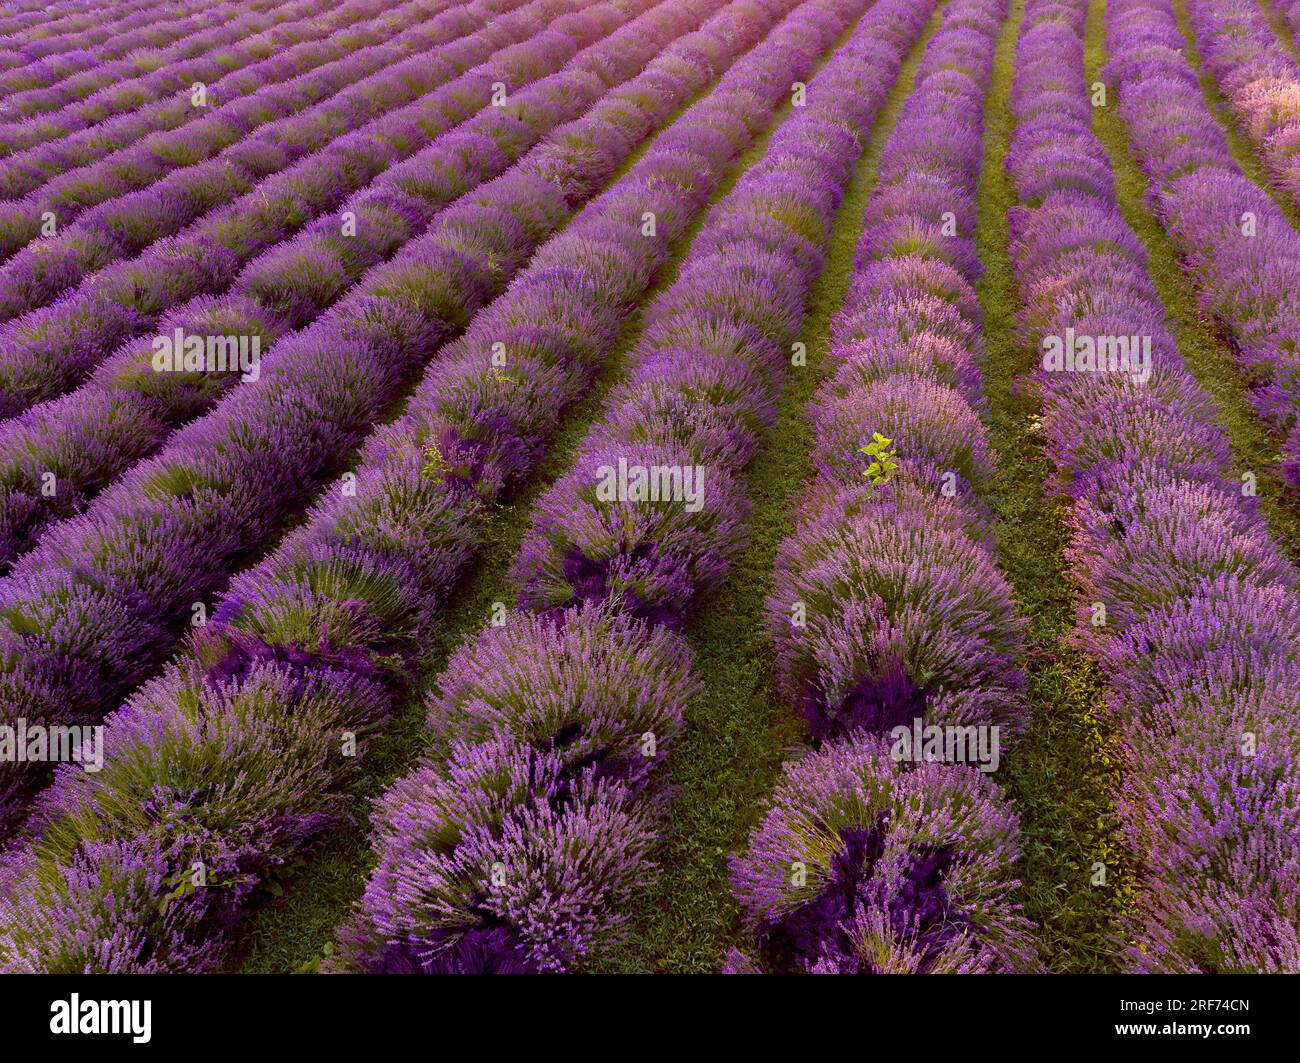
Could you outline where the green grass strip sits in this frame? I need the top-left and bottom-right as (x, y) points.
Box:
(598, 0), (957, 975)
(974, 0), (1130, 973)
(1257, 0), (1300, 54)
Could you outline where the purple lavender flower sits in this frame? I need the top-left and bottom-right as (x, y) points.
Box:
(769, 485), (1027, 740)
(729, 731), (1037, 973)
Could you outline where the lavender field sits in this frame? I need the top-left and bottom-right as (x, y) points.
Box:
(0, 0), (1295, 978)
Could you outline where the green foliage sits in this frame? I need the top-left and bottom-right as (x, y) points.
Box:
(294, 942), (335, 975)
(859, 431), (898, 486)
(420, 442), (449, 485)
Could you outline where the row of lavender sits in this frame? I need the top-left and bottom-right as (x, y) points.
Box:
(0, 0), (347, 121)
(0, 0), (479, 281)
(0, 0), (111, 43)
(0, 0), (593, 416)
(1100, 0), (1300, 487)
(0, 2), (303, 89)
(1183, 0), (1300, 210)
(0, 0), (412, 187)
(0, 0), (133, 35)
(0, 0), (711, 568)
(0, 0), (223, 45)
(0, 0), (247, 75)
(335, 0), (947, 974)
(1183, 0), (1300, 486)
(725, 0), (1039, 974)
(1010, 0), (1300, 970)
(0, 0), (666, 823)
(0, 0), (334, 119)
(0, 0), (859, 972)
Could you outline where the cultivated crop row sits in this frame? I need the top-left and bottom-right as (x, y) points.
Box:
(0, 1), (101, 42)
(1182, 0), (1300, 210)
(0, 0), (405, 172)
(0, 0), (338, 119)
(1, 0), (1298, 979)
(0, 0), (657, 824)
(1103, 0), (1300, 487)
(1009, 0), (1300, 970)
(727, 0), (1039, 975)
(0, 0), (272, 76)
(0, 0), (475, 316)
(0, 0), (493, 270)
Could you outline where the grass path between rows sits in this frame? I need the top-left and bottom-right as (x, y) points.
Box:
(1258, 0), (1300, 54)
(973, 0), (1128, 973)
(597, 0), (955, 975)
(231, 6), (867, 974)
